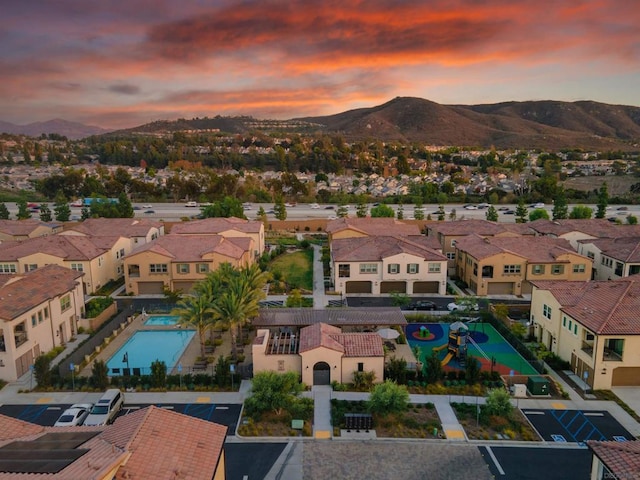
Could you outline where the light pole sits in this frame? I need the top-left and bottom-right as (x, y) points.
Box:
(70, 363), (75, 392)
(123, 352), (129, 373)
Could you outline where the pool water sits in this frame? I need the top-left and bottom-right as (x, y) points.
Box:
(107, 330), (195, 376)
(143, 315), (180, 326)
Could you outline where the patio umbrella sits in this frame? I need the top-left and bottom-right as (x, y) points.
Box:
(377, 328), (400, 340)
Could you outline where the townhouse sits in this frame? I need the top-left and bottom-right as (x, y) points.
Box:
(530, 277), (640, 389)
(123, 235), (254, 295)
(60, 217), (164, 246)
(331, 235), (447, 295)
(0, 219), (62, 242)
(0, 265), (84, 380)
(577, 236), (640, 281)
(325, 217), (422, 242)
(455, 235), (592, 296)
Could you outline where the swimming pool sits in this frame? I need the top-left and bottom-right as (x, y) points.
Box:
(107, 330), (195, 376)
(143, 315), (180, 326)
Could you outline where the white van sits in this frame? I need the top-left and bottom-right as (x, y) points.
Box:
(83, 389), (125, 426)
(185, 201), (198, 207)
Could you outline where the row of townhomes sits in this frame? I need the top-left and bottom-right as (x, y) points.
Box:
(0, 217), (264, 381)
(3, 215), (640, 392)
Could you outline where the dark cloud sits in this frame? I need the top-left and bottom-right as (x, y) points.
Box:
(108, 84), (141, 95)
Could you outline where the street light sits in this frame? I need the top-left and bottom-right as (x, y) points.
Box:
(123, 352), (130, 374)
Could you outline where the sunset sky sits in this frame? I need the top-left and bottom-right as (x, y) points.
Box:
(1, 0), (639, 129)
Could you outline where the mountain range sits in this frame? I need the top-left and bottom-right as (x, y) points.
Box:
(0, 119), (108, 140)
(2, 98), (640, 150)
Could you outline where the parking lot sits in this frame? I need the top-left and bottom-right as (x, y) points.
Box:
(522, 409), (635, 443)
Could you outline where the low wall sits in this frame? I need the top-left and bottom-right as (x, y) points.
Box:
(79, 302), (118, 331)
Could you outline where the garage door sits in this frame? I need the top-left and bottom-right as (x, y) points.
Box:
(487, 282), (514, 295)
(413, 281), (439, 294)
(173, 281), (196, 293)
(346, 281), (372, 294)
(380, 281), (406, 294)
(138, 281), (164, 294)
(612, 367), (640, 386)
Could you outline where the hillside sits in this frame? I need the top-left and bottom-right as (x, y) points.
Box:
(0, 119), (108, 140)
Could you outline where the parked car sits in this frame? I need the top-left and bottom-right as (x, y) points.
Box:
(54, 403), (93, 427)
(83, 389), (125, 426)
(447, 302), (479, 312)
(402, 300), (438, 311)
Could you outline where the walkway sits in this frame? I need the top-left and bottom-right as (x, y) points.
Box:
(312, 385), (333, 439)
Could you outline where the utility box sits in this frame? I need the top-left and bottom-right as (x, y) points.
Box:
(512, 384), (527, 398)
(527, 376), (550, 396)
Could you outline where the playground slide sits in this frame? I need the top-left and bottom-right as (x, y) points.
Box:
(441, 352), (453, 366)
(433, 343), (448, 352)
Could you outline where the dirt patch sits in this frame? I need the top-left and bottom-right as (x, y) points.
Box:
(563, 176), (636, 196)
(238, 410), (313, 437)
(452, 403), (541, 441)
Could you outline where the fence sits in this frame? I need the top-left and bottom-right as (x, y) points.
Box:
(485, 316), (545, 374)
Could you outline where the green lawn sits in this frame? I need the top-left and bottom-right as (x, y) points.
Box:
(269, 249), (314, 291)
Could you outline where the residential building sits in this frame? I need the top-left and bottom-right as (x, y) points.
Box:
(455, 235), (591, 296)
(60, 217), (164, 246)
(0, 234), (131, 295)
(0, 219), (62, 242)
(527, 218), (640, 249)
(331, 236), (447, 295)
(253, 322), (384, 386)
(530, 277), (640, 389)
(0, 265), (84, 381)
(123, 235), (254, 295)
(577, 236), (640, 281)
(326, 217), (421, 242)
(587, 440), (640, 480)
(0, 405), (227, 479)
(426, 219), (533, 275)
(169, 217), (265, 257)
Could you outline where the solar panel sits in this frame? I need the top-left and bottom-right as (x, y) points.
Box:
(0, 431), (98, 474)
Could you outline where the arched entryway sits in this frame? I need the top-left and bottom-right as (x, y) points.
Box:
(313, 361), (331, 385)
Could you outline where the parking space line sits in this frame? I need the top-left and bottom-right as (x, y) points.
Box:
(485, 447), (505, 475)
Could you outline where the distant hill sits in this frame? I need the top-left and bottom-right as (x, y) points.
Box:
(0, 119), (109, 140)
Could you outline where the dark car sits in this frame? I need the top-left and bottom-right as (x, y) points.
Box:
(144, 209), (155, 214)
(324, 205), (335, 210)
(402, 300), (438, 311)
(503, 210), (515, 215)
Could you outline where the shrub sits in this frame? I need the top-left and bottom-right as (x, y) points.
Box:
(150, 360), (167, 389)
(485, 388), (513, 417)
(91, 360), (109, 390)
(367, 381), (409, 415)
(85, 296), (114, 318)
(34, 355), (52, 388)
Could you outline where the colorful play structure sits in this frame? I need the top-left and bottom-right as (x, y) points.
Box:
(435, 321), (469, 367)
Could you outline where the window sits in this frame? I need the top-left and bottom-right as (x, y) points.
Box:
(503, 265), (521, 274)
(357, 362), (364, 372)
(562, 317), (567, 327)
(98, 257), (102, 267)
(60, 295), (71, 312)
(428, 263), (441, 273)
(451, 239), (457, 247)
(150, 264), (168, 274)
(446, 252), (456, 260)
(551, 265), (564, 275)
(388, 263), (400, 274)
(573, 264), (586, 273)
(38, 311), (43, 323)
(25, 264), (37, 272)
(0, 264), (16, 274)
(120, 248), (125, 258)
(407, 263), (419, 274)
(543, 304), (552, 320)
(586, 251), (595, 259)
(176, 263), (190, 274)
(601, 257), (613, 267)
(615, 262), (623, 276)
(31, 314), (37, 327)
(338, 264), (351, 277)
(573, 324), (578, 335)
(44, 307), (49, 319)
(532, 265), (545, 275)
(197, 263), (209, 274)
(71, 263), (83, 272)
(360, 263), (378, 274)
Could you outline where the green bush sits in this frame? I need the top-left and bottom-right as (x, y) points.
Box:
(85, 296), (114, 318)
(367, 381), (409, 415)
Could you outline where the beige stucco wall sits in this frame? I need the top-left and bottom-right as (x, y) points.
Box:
(0, 277), (84, 382)
(330, 229), (368, 242)
(300, 347), (343, 386)
(341, 357), (384, 384)
(216, 226), (264, 256)
(252, 330), (302, 375)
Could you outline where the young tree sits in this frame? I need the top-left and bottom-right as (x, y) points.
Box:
(370, 204), (395, 217)
(53, 191), (70, 222)
(465, 356), (481, 384)
(285, 288), (304, 307)
(356, 199), (368, 218)
(529, 208), (550, 221)
(257, 206), (267, 225)
(244, 371), (304, 417)
(485, 388), (514, 417)
(91, 360), (109, 390)
(273, 196), (287, 220)
(396, 203), (404, 220)
(515, 198), (528, 223)
(485, 205), (498, 222)
(150, 360), (167, 389)
(425, 351), (443, 383)
(413, 201), (424, 220)
(0, 203), (10, 220)
(34, 355), (52, 388)
(172, 294), (215, 358)
(81, 206), (91, 220)
(367, 381), (409, 415)
(627, 214), (638, 225)
(596, 182), (609, 219)
(437, 205), (445, 221)
(336, 200), (349, 218)
(38, 204), (52, 222)
(16, 199), (31, 220)
(552, 188), (568, 220)
(569, 205), (593, 219)
(448, 208), (457, 221)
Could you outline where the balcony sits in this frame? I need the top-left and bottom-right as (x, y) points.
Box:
(14, 332), (27, 348)
(603, 348), (622, 362)
(581, 341), (594, 357)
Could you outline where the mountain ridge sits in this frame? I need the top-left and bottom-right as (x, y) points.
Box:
(0, 119), (108, 140)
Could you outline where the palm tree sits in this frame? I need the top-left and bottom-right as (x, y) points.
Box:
(172, 293), (214, 358)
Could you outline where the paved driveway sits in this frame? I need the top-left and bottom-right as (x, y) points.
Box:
(611, 387), (640, 418)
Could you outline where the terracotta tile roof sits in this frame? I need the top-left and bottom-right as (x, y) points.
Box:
(0, 265), (83, 320)
(128, 234), (251, 261)
(331, 235), (446, 262)
(427, 219), (534, 237)
(579, 236), (640, 262)
(299, 323), (384, 356)
(0, 234), (112, 261)
(170, 217), (262, 234)
(456, 234), (581, 263)
(588, 440), (640, 480)
(64, 217), (163, 237)
(331, 333), (384, 357)
(528, 218), (640, 239)
(532, 277), (640, 334)
(0, 219), (57, 236)
(325, 217), (420, 236)
(109, 406), (226, 480)
(299, 323), (344, 353)
(255, 307), (407, 327)
(0, 415), (44, 441)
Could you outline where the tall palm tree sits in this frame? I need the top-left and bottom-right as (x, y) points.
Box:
(171, 293), (214, 358)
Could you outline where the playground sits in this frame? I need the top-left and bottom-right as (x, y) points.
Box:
(407, 322), (539, 376)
